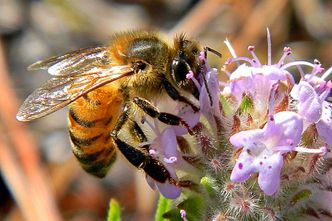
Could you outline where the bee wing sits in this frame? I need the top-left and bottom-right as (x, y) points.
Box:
(17, 65), (134, 121)
(28, 47), (109, 76)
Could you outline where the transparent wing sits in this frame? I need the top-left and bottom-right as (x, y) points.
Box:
(17, 65), (134, 121)
(28, 47), (109, 76)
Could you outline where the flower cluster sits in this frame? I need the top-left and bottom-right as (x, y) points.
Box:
(140, 30), (332, 220)
(222, 33), (330, 196)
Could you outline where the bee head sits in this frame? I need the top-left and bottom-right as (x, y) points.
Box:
(171, 34), (204, 98)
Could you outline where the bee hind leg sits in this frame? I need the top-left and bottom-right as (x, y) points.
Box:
(133, 96), (194, 135)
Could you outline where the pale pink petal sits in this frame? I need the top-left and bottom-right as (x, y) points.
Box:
(230, 151), (256, 182)
(291, 81), (322, 123)
(173, 103), (200, 135)
(257, 153), (283, 195)
(229, 129), (264, 148)
(264, 111), (303, 147)
(255, 65), (288, 80)
(199, 68), (221, 117)
(316, 101), (332, 145)
(160, 128), (178, 158)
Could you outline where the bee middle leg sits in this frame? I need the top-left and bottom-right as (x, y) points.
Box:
(133, 96), (194, 135)
(110, 101), (193, 188)
(113, 136), (193, 188)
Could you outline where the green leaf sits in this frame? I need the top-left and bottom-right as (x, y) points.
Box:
(155, 194), (173, 221)
(162, 208), (182, 221)
(107, 199), (121, 221)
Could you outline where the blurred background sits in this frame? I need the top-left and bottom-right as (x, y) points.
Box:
(0, 0), (331, 220)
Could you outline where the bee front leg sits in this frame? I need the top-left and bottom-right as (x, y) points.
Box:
(133, 97), (194, 135)
(161, 77), (199, 112)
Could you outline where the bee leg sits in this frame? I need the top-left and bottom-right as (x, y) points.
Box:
(169, 178), (193, 188)
(133, 97), (194, 135)
(161, 77), (199, 112)
(130, 120), (150, 152)
(114, 137), (194, 188)
(110, 103), (130, 138)
(113, 138), (170, 183)
(131, 120), (148, 143)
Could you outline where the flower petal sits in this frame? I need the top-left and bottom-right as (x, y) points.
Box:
(146, 176), (156, 190)
(230, 129), (264, 148)
(316, 101), (332, 145)
(290, 81), (322, 123)
(256, 65), (288, 81)
(257, 152), (283, 195)
(199, 68), (221, 117)
(156, 181), (182, 199)
(160, 128), (178, 158)
(264, 111), (303, 147)
(230, 151), (256, 182)
(173, 103), (200, 135)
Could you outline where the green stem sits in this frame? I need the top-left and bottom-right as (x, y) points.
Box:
(107, 199), (121, 221)
(155, 194), (173, 221)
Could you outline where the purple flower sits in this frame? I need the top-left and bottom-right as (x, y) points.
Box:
(222, 37), (295, 112)
(145, 126), (182, 199)
(199, 67), (221, 120)
(230, 111), (303, 195)
(223, 30), (329, 196)
(172, 101), (200, 136)
(223, 64), (291, 104)
(290, 63), (332, 145)
(186, 54), (222, 134)
(186, 54), (221, 122)
(142, 99), (201, 199)
(316, 101), (332, 145)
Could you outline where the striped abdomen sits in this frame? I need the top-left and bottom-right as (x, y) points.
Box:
(68, 83), (123, 177)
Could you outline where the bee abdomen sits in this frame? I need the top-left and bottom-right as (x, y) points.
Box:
(71, 139), (117, 178)
(69, 131), (102, 146)
(69, 126), (117, 177)
(68, 85), (123, 178)
(69, 108), (97, 128)
(68, 109), (116, 177)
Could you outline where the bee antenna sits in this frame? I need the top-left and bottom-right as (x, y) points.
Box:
(204, 47), (222, 58)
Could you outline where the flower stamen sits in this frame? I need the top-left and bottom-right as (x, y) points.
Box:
(164, 156), (178, 164)
(248, 45), (261, 67)
(186, 70), (201, 90)
(294, 146), (327, 156)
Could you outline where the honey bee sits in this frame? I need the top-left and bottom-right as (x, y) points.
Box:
(16, 31), (217, 187)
